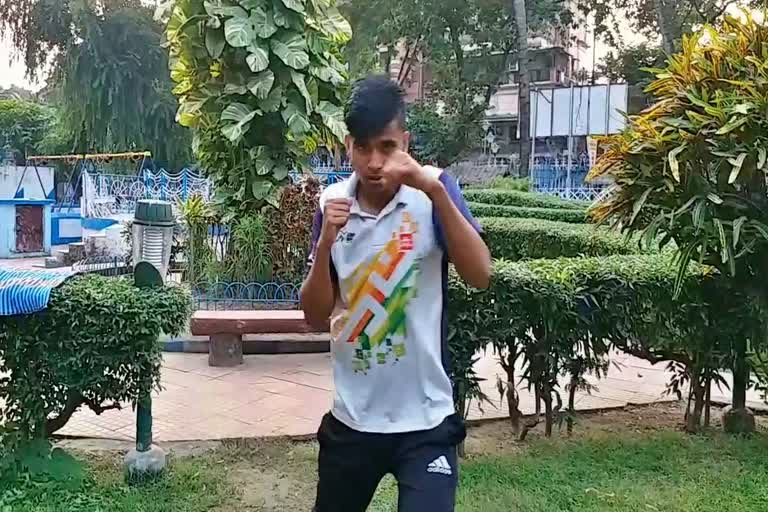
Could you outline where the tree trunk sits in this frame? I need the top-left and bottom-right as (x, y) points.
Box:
(46, 392), (83, 436)
(704, 374), (712, 428)
(567, 374), (577, 435)
(686, 376), (705, 433)
(500, 349), (522, 435)
(511, 0), (531, 178)
(542, 382), (553, 437)
(732, 337), (749, 411)
(652, 0), (677, 54)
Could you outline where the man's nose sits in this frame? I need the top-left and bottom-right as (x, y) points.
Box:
(368, 150), (386, 171)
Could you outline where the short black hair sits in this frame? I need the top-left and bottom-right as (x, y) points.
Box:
(344, 75), (406, 144)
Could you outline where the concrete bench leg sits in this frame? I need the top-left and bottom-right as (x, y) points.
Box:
(209, 334), (243, 367)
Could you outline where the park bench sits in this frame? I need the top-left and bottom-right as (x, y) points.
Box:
(190, 310), (328, 367)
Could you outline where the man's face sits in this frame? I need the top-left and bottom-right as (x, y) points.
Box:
(346, 119), (410, 198)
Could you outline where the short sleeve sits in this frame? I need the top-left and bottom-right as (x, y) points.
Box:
(433, 172), (482, 252)
(306, 208), (338, 281)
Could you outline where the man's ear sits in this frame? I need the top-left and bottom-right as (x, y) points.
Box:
(403, 131), (411, 153)
(345, 134), (353, 156)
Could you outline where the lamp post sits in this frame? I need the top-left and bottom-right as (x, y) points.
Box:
(124, 199), (175, 482)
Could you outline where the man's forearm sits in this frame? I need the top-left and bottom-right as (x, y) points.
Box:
(428, 181), (492, 289)
(300, 242), (336, 329)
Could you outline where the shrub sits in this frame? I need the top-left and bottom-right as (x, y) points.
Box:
(465, 189), (589, 210)
(589, 14), (768, 420)
(0, 275), (190, 444)
(227, 213), (271, 282)
(469, 202), (588, 223)
(267, 177), (321, 281)
(478, 217), (640, 260)
(447, 255), (744, 436)
(485, 176), (530, 191)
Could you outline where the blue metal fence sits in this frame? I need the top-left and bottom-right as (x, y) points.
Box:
(192, 280), (301, 310)
(531, 157), (611, 201)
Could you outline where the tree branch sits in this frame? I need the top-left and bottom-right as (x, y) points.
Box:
(46, 392), (83, 436)
(45, 391), (123, 436)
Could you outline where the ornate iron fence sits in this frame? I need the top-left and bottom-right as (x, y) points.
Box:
(531, 156), (611, 202)
(82, 168), (213, 218)
(191, 280), (301, 310)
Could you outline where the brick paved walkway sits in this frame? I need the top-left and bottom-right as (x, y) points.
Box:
(58, 352), (765, 442)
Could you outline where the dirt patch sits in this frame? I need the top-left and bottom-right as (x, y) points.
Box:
(214, 439), (318, 512)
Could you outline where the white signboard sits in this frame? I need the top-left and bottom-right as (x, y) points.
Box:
(530, 83), (628, 138)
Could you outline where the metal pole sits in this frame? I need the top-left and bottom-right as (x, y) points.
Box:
(604, 80), (612, 135)
(567, 83), (574, 198)
(531, 89), (538, 172)
(136, 393), (153, 452)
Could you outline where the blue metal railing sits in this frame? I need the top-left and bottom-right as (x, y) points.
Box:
(192, 280), (301, 310)
(531, 157), (611, 201)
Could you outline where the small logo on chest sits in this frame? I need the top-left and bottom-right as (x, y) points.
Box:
(336, 230), (356, 244)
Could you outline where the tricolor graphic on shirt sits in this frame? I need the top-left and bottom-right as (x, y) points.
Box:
(336, 213), (421, 372)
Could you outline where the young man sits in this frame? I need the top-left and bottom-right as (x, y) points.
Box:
(301, 75), (492, 512)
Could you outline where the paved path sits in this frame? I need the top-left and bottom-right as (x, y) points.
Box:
(58, 352), (765, 442)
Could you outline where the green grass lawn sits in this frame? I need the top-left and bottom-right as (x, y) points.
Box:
(5, 406), (768, 512)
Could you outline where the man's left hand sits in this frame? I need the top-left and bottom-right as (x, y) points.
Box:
(382, 150), (440, 194)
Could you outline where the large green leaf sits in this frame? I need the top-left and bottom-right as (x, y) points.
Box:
(316, 101), (346, 142)
(252, 179), (273, 199)
(272, 2), (302, 29)
(246, 41), (270, 72)
(282, 101), (311, 134)
(224, 83), (248, 95)
(316, 6), (351, 42)
(250, 146), (276, 175)
(205, 2), (248, 18)
(259, 85), (284, 112)
(280, 0), (305, 14)
(250, 6), (278, 38)
(248, 70), (275, 99)
(225, 16), (256, 47)
(272, 165), (290, 180)
(221, 103), (259, 142)
(310, 62), (345, 86)
(205, 28), (226, 58)
(271, 34), (309, 69)
(291, 71), (314, 112)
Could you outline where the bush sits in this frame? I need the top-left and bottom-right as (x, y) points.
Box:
(485, 176), (530, 191)
(469, 202), (588, 223)
(447, 255), (746, 436)
(0, 275), (190, 444)
(479, 217), (640, 260)
(465, 189), (589, 210)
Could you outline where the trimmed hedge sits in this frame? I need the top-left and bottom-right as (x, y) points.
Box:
(447, 255), (752, 434)
(464, 189), (590, 210)
(479, 217), (639, 260)
(469, 202), (588, 223)
(0, 275), (191, 444)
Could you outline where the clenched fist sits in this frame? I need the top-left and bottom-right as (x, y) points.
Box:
(319, 198), (352, 247)
(382, 150), (440, 193)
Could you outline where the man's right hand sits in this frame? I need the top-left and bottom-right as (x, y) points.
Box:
(319, 198), (352, 247)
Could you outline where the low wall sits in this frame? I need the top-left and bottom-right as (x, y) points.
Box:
(51, 210), (83, 245)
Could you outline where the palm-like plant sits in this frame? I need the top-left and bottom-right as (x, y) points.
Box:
(589, 11), (768, 431)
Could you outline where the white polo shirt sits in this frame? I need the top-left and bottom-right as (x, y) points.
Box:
(307, 168), (481, 434)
